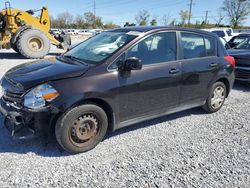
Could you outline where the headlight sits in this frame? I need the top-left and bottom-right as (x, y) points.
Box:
(24, 84), (59, 110)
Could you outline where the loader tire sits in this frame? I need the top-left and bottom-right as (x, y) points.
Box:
(17, 29), (51, 59)
(11, 42), (20, 54)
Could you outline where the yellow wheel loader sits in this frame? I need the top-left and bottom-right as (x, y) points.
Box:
(0, 2), (71, 59)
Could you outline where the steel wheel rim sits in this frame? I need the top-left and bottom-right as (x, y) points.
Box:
(211, 86), (225, 109)
(69, 113), (99, 147)
(28, 37), (44, 52)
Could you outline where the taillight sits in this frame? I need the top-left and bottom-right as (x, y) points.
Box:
(224, 55), (235, 68)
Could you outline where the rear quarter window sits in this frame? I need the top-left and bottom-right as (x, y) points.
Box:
(204, 36), (216, 56)
(181, 32), (206, 59)
(181, 32), (217, 59)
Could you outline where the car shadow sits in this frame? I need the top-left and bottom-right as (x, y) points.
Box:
(0, 52), (62, 60)
(0, 52), (27, 59)
(0, 107), (205, 157)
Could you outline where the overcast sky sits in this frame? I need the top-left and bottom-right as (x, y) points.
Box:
(5, 0), (250, 26)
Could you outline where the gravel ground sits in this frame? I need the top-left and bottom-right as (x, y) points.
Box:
(0, 41), (249, 187)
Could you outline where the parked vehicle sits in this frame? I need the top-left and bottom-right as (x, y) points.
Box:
(66, 29), (77, 35)
(209, 28), (239, 42)
(0, 2), (71, 59)
(89, 29), (103, 35)
(78, 29), (94, 36)
(0, 26), (235, 153)
(227, 33), (250, 48)
(227, 38), (250, 82)
(50, 28), (61, 35)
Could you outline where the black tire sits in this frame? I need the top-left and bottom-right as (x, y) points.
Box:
(55, 104), (108, 154)
(202, 81), (227, 113)
(11, 42), (20, 54)
(16, 29), (51, 59)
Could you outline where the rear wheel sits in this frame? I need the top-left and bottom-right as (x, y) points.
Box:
(16, 29), (51, 59)
(202, 82), (227, 113)
(55, 104), (108, 154)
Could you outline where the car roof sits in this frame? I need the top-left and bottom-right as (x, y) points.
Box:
(110, 26), (217, 37)
(236, 33), (250, 37)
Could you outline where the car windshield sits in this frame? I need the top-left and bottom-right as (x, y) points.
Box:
(64, 31), (137, 64)
(231, 36), (248, 44)
(235, 38), (250, 49)
(212, 31), (225, 38)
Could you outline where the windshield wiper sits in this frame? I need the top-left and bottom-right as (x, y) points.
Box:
(62, 55), (88, 66)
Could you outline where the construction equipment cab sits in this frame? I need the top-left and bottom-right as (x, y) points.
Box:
(0, 2), (71, 59)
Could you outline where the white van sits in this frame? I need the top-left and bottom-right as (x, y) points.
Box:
(208, 28), (239, 42)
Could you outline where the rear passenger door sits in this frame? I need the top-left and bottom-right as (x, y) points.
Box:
(180, 32), (220, 104)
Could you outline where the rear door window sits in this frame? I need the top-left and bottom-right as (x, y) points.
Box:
(181, 32), (206, 59)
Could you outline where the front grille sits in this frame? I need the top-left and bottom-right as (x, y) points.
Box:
(235, 69), (250, 79)
(3, 90), (23, 103)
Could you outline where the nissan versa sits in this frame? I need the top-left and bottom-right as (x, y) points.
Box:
(0, 26), (235, 154)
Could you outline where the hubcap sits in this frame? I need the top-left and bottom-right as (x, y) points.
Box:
(28, 37), (43, 52)
(211, 86), (225, 109)
(70, 114), (98, 146)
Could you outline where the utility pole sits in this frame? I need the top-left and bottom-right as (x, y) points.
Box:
(188, 0), (194, 25)
(94, 0), (96, 18)
(93, 0), (96, 28)
(204, 10), (209, 24)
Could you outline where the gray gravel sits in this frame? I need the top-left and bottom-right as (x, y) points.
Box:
(0, 43), (250, 187)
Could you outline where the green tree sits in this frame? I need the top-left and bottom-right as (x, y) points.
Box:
(84, 12), (103, 28)
(56, 12), (74, 28)
(75, 14), (85, 29)
(179, 10), (190, 26)
(135, 10), (150, 25)
(222, 0), (250, 28)
(150, 19), (157, 25)
(103, 22), (120, 29)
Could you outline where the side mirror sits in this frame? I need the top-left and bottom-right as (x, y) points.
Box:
(124, 57), (142, 70)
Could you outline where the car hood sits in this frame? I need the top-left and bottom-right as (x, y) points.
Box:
(227, 49), (250, 67)
(3, 57), (89, 90)
(227, 49), (250, 55)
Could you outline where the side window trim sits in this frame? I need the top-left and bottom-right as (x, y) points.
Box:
(125, 31), (178, 66)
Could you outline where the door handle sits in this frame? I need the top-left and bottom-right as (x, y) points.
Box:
(209, 63), (218, 67)
(169, 68), (180, 74)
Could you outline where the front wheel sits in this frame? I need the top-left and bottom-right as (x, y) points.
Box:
(55, 104), (108, 154)
(202, 82), (227, 113)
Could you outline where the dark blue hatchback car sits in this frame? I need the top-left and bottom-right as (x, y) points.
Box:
(0, 26), (235, 153)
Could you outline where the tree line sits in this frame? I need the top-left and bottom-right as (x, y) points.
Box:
(50, 12), (120, 29)
(50, 0), (250, 29)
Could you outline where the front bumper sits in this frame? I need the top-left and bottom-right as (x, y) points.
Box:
(235, 66), (250, 82)
(0, 98), (51, 139)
